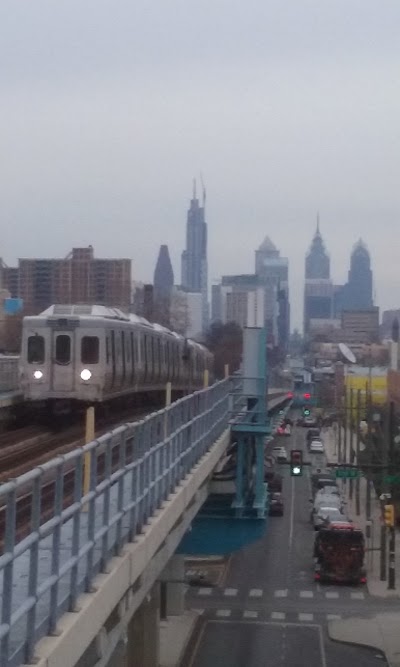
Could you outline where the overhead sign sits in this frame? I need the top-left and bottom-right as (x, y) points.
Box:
(335, 468), (361, 479)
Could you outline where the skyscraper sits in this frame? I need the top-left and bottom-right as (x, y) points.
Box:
(153, 245), (174, 327)
(153, 245), (174, 300)
(255, 237), (290, 353)
(181, 180), (208, 330)
(304, 221), (333, 334)
(334, 239), (373, 315)
(305, 220), (330, 279)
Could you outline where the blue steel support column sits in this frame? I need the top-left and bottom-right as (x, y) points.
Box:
(234, 437), (245, 515)
(254, 327), (268, 514)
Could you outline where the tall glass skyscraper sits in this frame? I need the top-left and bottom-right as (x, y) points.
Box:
(181, 180), (208, 330)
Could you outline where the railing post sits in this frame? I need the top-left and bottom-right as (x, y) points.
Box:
(1, 485), (16, 666)
(25, 472), (41, 662)
(83, 406), (95, 512)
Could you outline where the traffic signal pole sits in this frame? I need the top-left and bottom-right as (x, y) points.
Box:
(388, 401), (396, 590)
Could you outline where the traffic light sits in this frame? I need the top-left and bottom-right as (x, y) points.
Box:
(303, 407), (311, 417)
(304, 393), (311, 400)
(384, 504), (395, 527)
(290, 449), (303, 476)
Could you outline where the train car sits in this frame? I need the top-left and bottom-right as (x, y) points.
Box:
(19, 304), (213, 414)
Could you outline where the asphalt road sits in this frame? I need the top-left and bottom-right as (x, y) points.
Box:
(182, 423), (389, 667)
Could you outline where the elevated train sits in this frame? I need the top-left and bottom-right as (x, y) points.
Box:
(19, 305), (214, 415)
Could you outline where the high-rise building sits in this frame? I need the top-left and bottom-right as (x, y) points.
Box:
(335, 240), (373, 314)
(305, 220), (330, 279)
(14, 246), (131, 315)
(181, 180), (208, 330)
(304, 222), (333, 334)
(153, 245), (174, 327)
(255, 236), (290, 353)
(153, 245), (174, 300)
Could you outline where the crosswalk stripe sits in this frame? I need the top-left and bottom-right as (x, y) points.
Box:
(271, 612), (286, 620)
(224, 588), (238, 597)
(350, 592), (365, 600)
(299, 590), (314, 598)
(298, 613), (314, 622)
(243, 610), (258, 619)
(327, 614), (342, 620)
(249, 588), (263, 597)
(325, 592), (339, 599)
(274, 590), (288, 598)
(198, 587), (213, 596)
(216, 609), (231, 618)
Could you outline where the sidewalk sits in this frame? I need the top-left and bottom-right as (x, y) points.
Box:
(323, 427), (400, 667)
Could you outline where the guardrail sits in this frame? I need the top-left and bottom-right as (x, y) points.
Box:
(0, 377), (238, 667)
(0, 358), (19, 393)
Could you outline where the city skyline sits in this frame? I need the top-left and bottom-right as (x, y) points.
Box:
(1, 1), (399, 331)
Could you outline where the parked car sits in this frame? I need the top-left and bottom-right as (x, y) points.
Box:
(272, 446), (288, 462)
(313, 506), (348, 531)
(269, 492), (284, 516)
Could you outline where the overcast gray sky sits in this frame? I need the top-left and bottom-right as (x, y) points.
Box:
(1, 1), (399, 329)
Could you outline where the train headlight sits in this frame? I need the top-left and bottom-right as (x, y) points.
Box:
(80, 369), (92, 381)
(33, 370), (43, 380)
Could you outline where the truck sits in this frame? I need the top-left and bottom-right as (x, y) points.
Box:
(313, 521), (366, 584)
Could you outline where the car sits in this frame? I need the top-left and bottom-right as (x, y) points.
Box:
(313, 507), (348, 530)
(309, 440), (324, 453)
(306, 428), (320, 444)
(272, 446), (288, 462)
(315, 486), (339, 501)
(264, 470), (283, 492)
(276, 425), (286, 436)
(303, 416), (318, 427)
(269, 492), (284, 516)
(312, 495), (343, 514)
(284, 424), (291, 436)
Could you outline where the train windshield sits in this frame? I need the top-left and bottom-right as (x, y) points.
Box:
(55, 335), (71, 365)
(81, 336), (99, 364)
(27, 335), (45, 363)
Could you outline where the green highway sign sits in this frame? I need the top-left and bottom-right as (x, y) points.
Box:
(335, 468), (361, 479)
(384, 475), (400, 485)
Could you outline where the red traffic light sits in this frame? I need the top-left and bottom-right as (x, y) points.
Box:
(290, 449), (302, 463)
(304, 393), (311, 399)
(287, 392), (293, 398)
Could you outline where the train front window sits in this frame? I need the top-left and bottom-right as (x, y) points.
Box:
(27, 335), (45, 363)
(81, 336), (99, 364)
(55, 335), (71, 365)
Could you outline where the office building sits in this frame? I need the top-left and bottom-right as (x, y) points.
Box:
(335, 240), (373, 315)
(304, 223), (333, 334)
(181, 180), (208, 331)
(153, 245), (174, 327)
(341, 307), (380, 345)
(255, 236), (290, 352)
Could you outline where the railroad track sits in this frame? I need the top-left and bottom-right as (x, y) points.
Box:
(0, 402), (163, 552)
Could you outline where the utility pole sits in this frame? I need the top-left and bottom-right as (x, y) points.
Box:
(388, 400), (396, 590)
(356, 389), (361, 515)
(349, 388), (354, 499)
(380, 410), (388, 582)
(365, 381), (372, 539)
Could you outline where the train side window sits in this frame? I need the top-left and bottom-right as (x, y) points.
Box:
(143, 335), (148, 381)
(130, 332), (135, 380)
(111, 330), (116, 385)
(106, 337), (110, 364)
(55, 335), (71, 365)
(121, 331), (126, 381)
(81, 336), (99, 364)
(27, 335), (45, 363)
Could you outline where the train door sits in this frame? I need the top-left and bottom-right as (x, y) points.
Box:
(51, 330), (75, 392)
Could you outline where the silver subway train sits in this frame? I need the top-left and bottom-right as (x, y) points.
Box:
(20, 305), (213, 412)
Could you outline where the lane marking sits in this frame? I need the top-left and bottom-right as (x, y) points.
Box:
(299, 590), (314, 598)
(326, 614), (341, 620)
(191, 608), (205, 615)
(325, 591), (339, 599)
(318, 623), (328, 667)
(224, 588), (238, 597)
(216, 609), (231, 617)
(350, 592), (365, 600)
(274, 589), (288, 598)
(298, 612), (314, 621)
(198, 587), (212, 596)
(249, 588), (262, 597)
(288, 462), (295, 550)
(243, 610), (258, 619)
(271, 611), (286, 620)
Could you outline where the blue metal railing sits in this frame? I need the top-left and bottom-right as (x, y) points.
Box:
(0, 378), (237, 667)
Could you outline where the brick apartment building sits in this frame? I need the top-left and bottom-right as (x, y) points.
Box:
(1, 246), (132, 315)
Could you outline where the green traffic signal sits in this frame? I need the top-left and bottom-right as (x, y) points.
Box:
(303, 408), (310, 416)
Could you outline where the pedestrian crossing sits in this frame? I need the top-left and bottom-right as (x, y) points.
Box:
(194, 586), (366, 601)
(189, 608), (347, 623)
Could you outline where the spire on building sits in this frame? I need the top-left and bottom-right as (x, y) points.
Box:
(305, 223), (330, 279)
